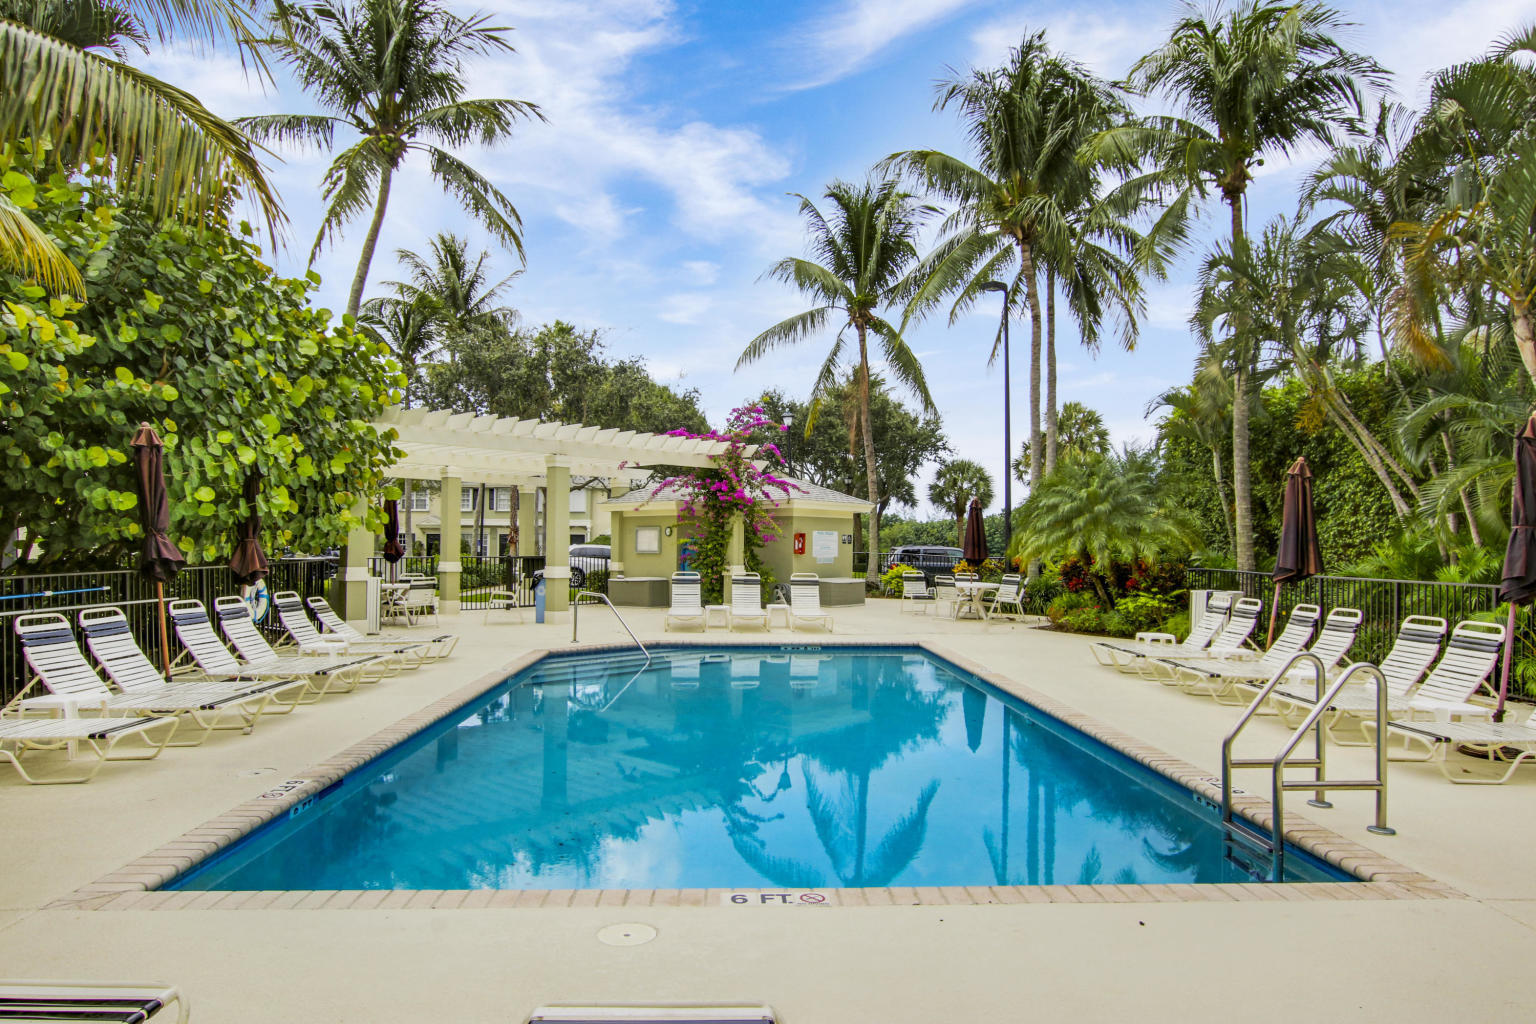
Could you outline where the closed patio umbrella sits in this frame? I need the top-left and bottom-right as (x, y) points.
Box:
(229, 472), (269, 586)
(962, 497), (988, 566)
(1496, 413), (1536, 720)
(1268, 456), (1323, 647)
(131, 422), (185, 676)
(382, 498), (405, 582)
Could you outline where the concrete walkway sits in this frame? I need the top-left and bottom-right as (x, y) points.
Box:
(0, 602), (1527, 1021)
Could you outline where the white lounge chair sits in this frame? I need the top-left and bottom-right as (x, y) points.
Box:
(1162, 604), (1329, 700)
(1134, 597), (1265, 683)
(988, 574), (1025, 620)
(664, 572), (706, 631)
(730, 574), (769, 631)
(10, 613), (287, 747)
(271, 591), (418, 669)
(788, 574), (833, 632)
(1382, 708), (1536, 784)
(1090, 592), (1239, 672)
(213, 596), (396, 683)
(1353, 621), (1509, 754)
(305, 595), (458, 660)
(900, 572), (933, 613)
(167, 599), (360, 701)
(77, 608), (311, 737)
(0, 715), (180, 784)
(0, 981), (188, 1022)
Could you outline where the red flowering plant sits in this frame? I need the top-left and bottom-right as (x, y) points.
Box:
(644, 404), (799, 603)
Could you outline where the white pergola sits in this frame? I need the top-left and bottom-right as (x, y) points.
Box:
(338, 407), (744, 615)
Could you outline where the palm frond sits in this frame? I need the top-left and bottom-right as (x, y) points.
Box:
(0, 190), (82, 293)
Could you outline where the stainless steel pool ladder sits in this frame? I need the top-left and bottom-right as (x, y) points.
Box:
(1220, 653), (1395, 881)
(572, 590), (651, 665)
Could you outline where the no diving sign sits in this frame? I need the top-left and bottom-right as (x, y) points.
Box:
(722, 891), (830, 906)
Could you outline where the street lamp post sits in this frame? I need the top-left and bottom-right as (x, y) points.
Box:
(782, 411), (795, 476)
(981, 282), (1011, 557)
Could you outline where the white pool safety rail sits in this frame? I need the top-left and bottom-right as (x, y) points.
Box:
(571, 590), (651, 665)
(1221, 652), (1394, 881)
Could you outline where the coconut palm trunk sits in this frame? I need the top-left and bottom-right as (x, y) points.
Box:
(1046, 267), (1058, 473)
(1020, 239), (1044, 489)
(856, 328), (883, 586)
(348, 165), (395, 319)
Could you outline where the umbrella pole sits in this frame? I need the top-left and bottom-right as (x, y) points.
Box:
(1266, 582), (1282, 648)
(156, 580), (171, 678)
(1496, 602), (1517, 721)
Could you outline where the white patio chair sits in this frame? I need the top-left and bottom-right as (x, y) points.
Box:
(988, 574), (1025, 620)
(900, 572), (933, 613)
(665, 572), (706, 631)
(1090, 591), (1238, 671)
(931, 575), (959, 619)
(1164, 603), (1323, 700)
(730, 574), (769, 631)
(0, 715), (180, 784)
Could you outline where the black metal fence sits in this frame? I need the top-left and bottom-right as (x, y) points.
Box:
(0, 557), (338, 707)
(853, 551), (895, 576)
(1189, 567), (1532, 695)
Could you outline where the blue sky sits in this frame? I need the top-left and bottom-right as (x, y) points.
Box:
(139, 0), (1536, 518)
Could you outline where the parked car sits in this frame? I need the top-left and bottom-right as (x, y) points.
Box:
(532, 543), (611, 589)
(887, 545), (964, 583)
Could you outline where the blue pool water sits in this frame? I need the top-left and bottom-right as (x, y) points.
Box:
(168, 646), (1347, 890)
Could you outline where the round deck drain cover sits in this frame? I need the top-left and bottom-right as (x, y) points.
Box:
(597, 923), (657, 946)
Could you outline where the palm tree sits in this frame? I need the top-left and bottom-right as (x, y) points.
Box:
(1153, 366), (1236, 553)
(357, 292), (435, 404)
(238, 0), (544, 318)
(738, 177), (936, 586)
(1392, 25), (1536, 389)
(1014, 401), (1111, 478)
(1, 0), (280, 292)
(927, 459), (993, 544)
(388, 231), (520, 340)
(1010, 447), (1198, 605)
(889, 32), (1135, 492)
(1091, 0), (1386, 569)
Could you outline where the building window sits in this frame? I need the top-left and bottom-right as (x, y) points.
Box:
(634, 526), (661, 555)
(569, 488), (587, 513)
(460, 490), (476, 512)
(408, 490), (429, 512)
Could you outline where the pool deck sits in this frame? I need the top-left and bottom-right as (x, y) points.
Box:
(2, 602), (1529, 1020)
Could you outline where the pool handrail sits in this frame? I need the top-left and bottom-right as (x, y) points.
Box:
(572, 591), (651, 665)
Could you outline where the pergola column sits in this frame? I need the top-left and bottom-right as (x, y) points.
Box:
(725, 512), (746, 594)
(439, 468), (462, 614)
(517, 487), (538, 556)
(609, 508), (624, 574)
(544, 457), (571, 613)
(337, 496), (374, 624)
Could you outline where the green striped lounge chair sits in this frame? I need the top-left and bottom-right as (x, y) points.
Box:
(213, 596), (398, 684)
(1158, 604), (1325, 698)
(270, 591), (418, 670)
(168, 599), (359, 701)
(1090, 592), (1239, 673)
(77, 607), (311, 740)
(305, 595), (458, 660)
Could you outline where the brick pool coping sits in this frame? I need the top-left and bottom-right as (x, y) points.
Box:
(48, 638), (1458, 911)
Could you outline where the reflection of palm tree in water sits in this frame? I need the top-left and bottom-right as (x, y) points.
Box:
(733, 657), (949, 887)
(986, 705), (1215, 885)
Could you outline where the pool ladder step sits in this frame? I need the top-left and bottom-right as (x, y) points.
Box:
(1220, 654), (1396, 882)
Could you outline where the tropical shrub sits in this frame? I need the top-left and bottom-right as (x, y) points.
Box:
(0, 143), (405, 567)
(1112, 592), (1177, 634)
(880, 562), (915, 595)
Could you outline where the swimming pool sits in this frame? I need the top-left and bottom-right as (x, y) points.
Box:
(167, 646), (1348, 891)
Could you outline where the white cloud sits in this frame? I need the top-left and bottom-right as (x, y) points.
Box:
(656, 293), (713, 325)
(788, 0), (985, 90)
(970, 8), (1148, 79)
(680, 260), (720, 285)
